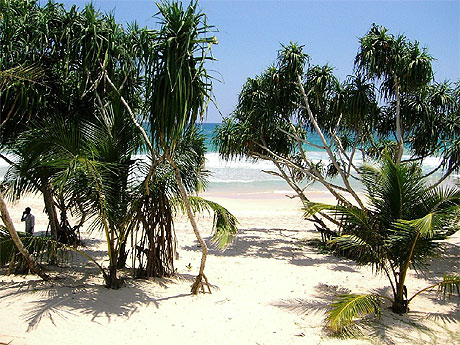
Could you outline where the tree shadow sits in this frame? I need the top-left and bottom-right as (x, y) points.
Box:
(21, 280), (159, 331)
(273, 282), (459, 344)
(427, 242), (459, 276)
(330, 264), (358, 273)
(183, 228), (332, 267)
(272, 283), (350, 316)
(368, 310), (455, 345)
(0, 276), (194, 332)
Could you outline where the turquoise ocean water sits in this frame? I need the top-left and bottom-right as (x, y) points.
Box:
(199, 123), (458, 195)
(0, 123), (455, 196)
(200, 123), (327, 194)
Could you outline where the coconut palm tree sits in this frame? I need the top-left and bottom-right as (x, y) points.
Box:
(36, 95), (143, 288)
(305, 155), (460, 333)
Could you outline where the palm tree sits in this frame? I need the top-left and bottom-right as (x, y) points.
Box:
(145, 1), (218, 294)
(132, 128), (238, 278)
(305, 155), (460, 333)
(355, 24), (433, 163)
(41, 96), (144, 288)
(0, 63), (49, 280)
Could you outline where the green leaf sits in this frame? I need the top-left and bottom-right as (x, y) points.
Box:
(186, 196), (239, 250)
(327, 294), (382, 334)
(438, 274), (460, 298)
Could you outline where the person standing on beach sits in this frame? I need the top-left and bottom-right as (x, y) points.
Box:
(21, 207), (35, 235)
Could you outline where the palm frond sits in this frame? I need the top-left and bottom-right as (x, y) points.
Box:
(329, 235), (383, 267)
(304, 201), (372, 232)
(408, 274), (460, 303)
(0, 227), (69, 266)
(438, 274), (460, 299)
(389, 214), (446, 271)
(303, 201), (336, 218)
(327, 294), (382, 334)
(394, 210), (455, 239)
(183, 196), (239, 250)
(422, 186), (460, 215)
(0, 65), (45, 90)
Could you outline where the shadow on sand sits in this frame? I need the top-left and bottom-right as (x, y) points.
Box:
(183, 227), (340, 268)
(0, 237), (196, 332)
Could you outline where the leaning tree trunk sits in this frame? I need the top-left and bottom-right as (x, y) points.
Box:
(167, 155), (211, 294)
(0, 192), (49, 280)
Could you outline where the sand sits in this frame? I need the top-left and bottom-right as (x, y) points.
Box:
(0, 191), (459, 345)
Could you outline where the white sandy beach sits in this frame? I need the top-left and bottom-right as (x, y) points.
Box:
(0, 191), (459, 345)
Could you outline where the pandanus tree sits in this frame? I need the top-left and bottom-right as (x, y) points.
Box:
(132, 127), (237, 278)
(355, 24), (434, 164)
(214, 27), (459, 231)
(304, 155), (460, 332)
(100, 0), (230, 291)
(214, 42), (375, 213)
(144, 1), (219, 294)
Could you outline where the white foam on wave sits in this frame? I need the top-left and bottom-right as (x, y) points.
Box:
(205, 152), (277, 170)
(205, 152), (288, 183)
(203, 151), (453, 189)
(418, 156), (443, 169)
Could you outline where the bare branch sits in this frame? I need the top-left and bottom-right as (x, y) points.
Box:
(296, 74), (365, 210)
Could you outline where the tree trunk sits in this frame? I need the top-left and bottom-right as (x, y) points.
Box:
(167, 155), (211, 294)
(0, 192), (49, 280)
(105, 243), (123, 289)
(41, 177), (62, 240)
(392, 282), (408, 314)
(116, 239), (129, 269)
(296, 75), (365, 210)
(394, 79), (404, 164)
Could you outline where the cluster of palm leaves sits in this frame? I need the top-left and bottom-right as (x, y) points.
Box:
(214, 26), (460, 208)
(305, 155), (460, 333)
(0, 0), (237, 290)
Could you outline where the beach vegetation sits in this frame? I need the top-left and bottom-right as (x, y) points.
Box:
(213, 25), (460, 229)
(305, 155), (460, 332)
(213, 24), (460, 332)
(0, 60), (49, 279)
(0, 0), (237, 290)
(141, 0), (219, 294)
(0, 227), (67, 274)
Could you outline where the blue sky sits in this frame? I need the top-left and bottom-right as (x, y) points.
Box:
(62, 0), (460, 122)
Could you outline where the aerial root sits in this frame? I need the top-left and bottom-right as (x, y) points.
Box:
(191, 273), (211, 294)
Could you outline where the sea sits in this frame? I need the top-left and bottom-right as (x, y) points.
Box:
(199, 123), (458, 195)
(0, 123), (457, 196)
